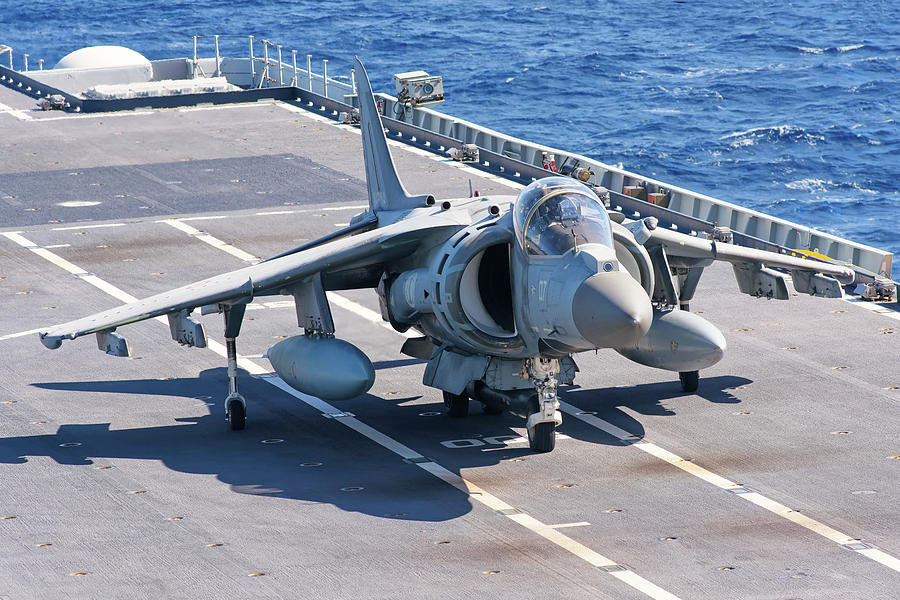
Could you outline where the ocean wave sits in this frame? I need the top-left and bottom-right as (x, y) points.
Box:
(719, 125), (824, 147)
(784, 178), (879, 195)
(797, 44), (865, 54)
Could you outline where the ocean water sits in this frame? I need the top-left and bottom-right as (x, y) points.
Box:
(4, 0), (898, 275)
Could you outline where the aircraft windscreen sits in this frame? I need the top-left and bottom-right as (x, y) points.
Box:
(513, 177), (613, 256)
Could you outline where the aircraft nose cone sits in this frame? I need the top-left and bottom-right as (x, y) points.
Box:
(572, 272), (653, 348)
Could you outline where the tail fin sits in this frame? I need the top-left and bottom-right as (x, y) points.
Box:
(355, 57), (432, 213)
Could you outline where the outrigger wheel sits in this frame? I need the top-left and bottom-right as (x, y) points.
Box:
(226, 395), (246, 430)
(679, 370), (699, 393)
(443, 390), (469, 418)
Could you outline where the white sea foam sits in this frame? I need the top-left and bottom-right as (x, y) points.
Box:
(785, 178), (879, 195)
(798, 46), (825, 54)
(837, 44), (864, 52)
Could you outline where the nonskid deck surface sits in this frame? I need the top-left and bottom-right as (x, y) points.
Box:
(1, 88), (898, 600)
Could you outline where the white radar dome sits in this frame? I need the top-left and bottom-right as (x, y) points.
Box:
(54, 46), (151, 71)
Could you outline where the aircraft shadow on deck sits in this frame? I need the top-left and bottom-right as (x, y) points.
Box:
(557, 375), (750, 446)
(4, 370), (749, 522)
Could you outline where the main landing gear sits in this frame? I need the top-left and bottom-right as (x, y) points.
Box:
(442, 390), (468, 418)
(222, 304), (247, 430)
(440, 358), (563, 453)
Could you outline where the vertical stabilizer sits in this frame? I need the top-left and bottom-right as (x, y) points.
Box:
(355, 58), (431, 213)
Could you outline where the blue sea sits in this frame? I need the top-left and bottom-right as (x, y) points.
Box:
(4, 1), (898, 276)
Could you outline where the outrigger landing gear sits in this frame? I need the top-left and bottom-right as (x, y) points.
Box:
(222, 304), (247, 430)
(525, 357), (563, 453)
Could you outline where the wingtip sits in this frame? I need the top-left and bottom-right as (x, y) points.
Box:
(38, 331), (62, 350)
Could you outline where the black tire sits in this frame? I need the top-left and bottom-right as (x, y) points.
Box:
(470, 381), (503, 415)
(228, 401), (246, 430)
(528, 422), (555, 452)
(480, 402), (504, 415)
(443, 390), (468, 418)
(679, 370), (699, 393)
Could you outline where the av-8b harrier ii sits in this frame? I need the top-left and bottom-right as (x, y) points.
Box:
(38, 58), (854, 452)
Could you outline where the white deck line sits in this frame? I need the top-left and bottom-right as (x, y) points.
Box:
(2, 230), (682, 600)
(30, 111), (154, 122)
(0, 327), (43, 341)
(0, 102), (33, 120)
(52, 223), (126, 231)
(159, 219), (259, 263)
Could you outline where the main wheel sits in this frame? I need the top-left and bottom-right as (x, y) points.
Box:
(679, 370), (699, 393)
(527, 422), (556, 452)
(471, 382), (504, 415)
(227, 400), (246, 430)
(480, 402), (504, 415)
(443, 390), (469, 418)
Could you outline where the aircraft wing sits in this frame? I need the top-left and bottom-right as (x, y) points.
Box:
(643, 225), (855, 300)
(39, 216), (457, 350)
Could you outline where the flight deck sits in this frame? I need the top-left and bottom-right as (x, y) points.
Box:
(1, 80), (898, 599)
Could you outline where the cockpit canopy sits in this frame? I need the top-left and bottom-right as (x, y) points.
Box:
(513, 177), (613, 256)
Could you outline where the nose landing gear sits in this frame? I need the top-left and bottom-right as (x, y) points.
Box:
(525, 357), (563, 453)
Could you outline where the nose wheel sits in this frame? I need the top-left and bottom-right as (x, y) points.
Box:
(525, 357), (563, 453)
(527, 421), (556, 452)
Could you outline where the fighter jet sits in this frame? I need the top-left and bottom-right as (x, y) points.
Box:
(38, 58), (854, 452)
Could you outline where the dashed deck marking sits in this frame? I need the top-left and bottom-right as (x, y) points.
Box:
(2, 231), (683, 600)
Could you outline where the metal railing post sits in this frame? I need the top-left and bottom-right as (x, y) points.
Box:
(249, 35), (255, 85)
(291, 50), (298, 87)
(350, 68), (356, 94)
(38, 59), (43, 71)
(214, 35), (220, 77)
(23, 53), (28, 71)
(192, 36), (198, 78)
(322, 59), (328, 98)
(277, 45), (283, 85)
(307, 54), (312, 90)
(262, 41), (269, 88)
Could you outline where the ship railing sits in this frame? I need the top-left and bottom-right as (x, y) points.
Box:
(371, 93), (892, 278)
